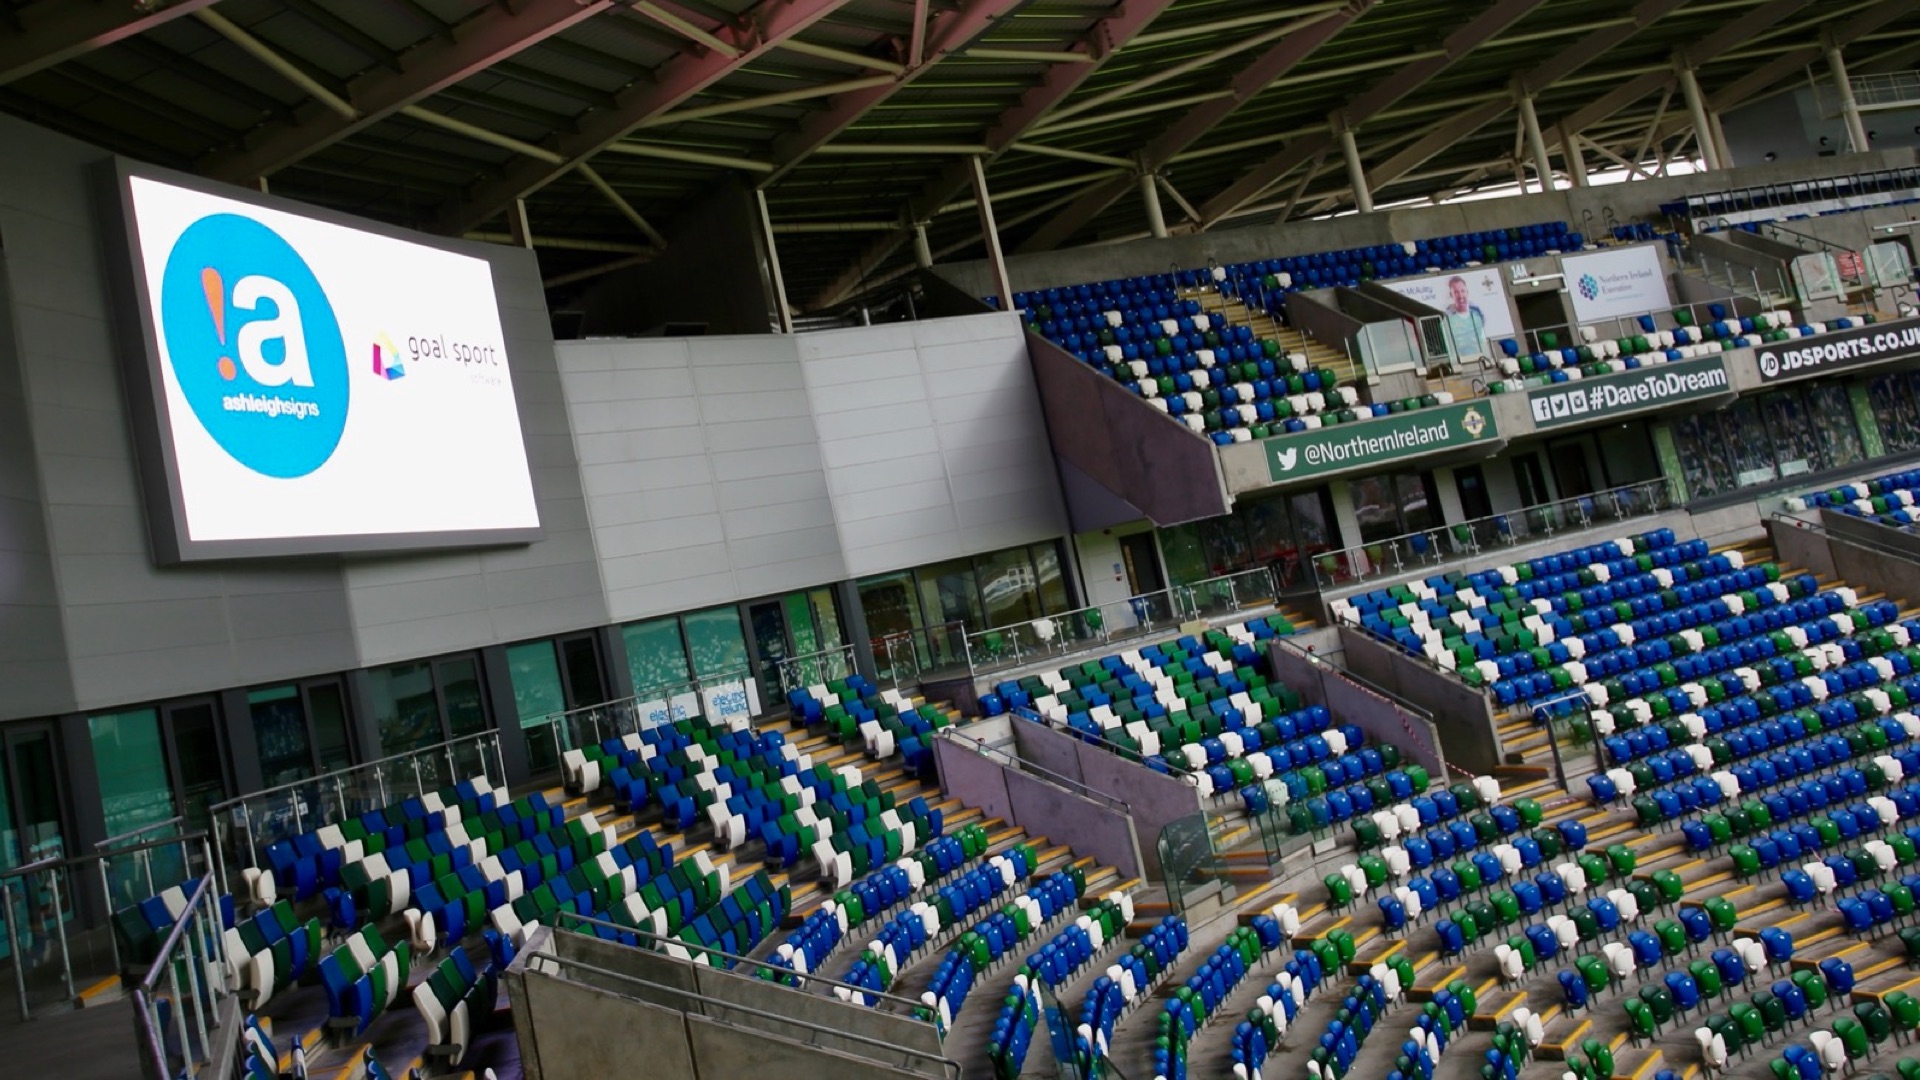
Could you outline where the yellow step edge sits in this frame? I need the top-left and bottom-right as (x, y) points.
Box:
(1618, 1049), (1666, 1080)
(76, 975), (121, 1003)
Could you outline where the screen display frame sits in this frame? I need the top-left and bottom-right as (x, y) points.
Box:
(102, 158), (544, 564)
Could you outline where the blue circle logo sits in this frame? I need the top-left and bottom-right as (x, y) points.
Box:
(159, 214), (349, 478)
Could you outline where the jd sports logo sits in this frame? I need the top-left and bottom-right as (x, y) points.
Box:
(160, 213), (349, 478)
(1274, 448), (1299, 472)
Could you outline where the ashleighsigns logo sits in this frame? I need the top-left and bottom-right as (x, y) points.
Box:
(159, 213), (349, 478)
(1527, 357), (1731, 430)
(1264, 402), (1499, 483)
(1754, 319), (1920, 383)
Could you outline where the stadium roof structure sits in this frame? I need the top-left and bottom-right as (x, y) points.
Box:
(5, 0), (1917, 315)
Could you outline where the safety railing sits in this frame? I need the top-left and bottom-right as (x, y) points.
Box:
(130, 870), (232, 1080)
(1847, 70), (1920, 111)
(963, 569), (1279, 681)
(526, 667), (759, 776)
(1504, 294), (1784, 363)
(962, 589), (1185, 676)
(208, 729), (504, 893)
(549, 911), (942, 1026)
(873, 621), (970, 687)
(1176, 567), (1277, 623)
(1157, 813), (1235, 917)
(770, 643), (857, 698)
(0, 830), (218, 1024)
(523, 936), (961, 1080)
(1312, 478), (1678, 589)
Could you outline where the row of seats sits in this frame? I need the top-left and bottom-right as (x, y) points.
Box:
(1427, 845), (1644, 955)
(112, 877), (235, 969)
(983, 894), (1132, 1077)
(1221, 222), (1584, 300)
(1151, 918), (1287, 1080)
(319, 924), (412, 1037)
(1227, 951), (1337, 1080)
(839, 846), (1035, 999)
(526, 845), (725, 947)
(413, 816), (663, 946)
(413, 948), (495, 1068)
(1487, 309), (1867, 393)
(1300, 968), (1395, 1080)
(766, 823), (990, 981)
(223, 899), (324, 1007)
(788, 678), (954, 773)
(238, 1014), (305, 1080)
(261, 777), (512, 903)
(1075, 916), (1193, 1079)
(1693, 963), (1868, 1067)
(1794, 467), (1920, 533)
(1771, 1000), (1919, 1079)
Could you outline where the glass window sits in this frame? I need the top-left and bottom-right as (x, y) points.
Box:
(684, 606), (749, 680)
(1761, 390), (1818, 478)
(507, 643), (566, 727)
(623, 618), (690, 695)
(1030, 543), (1071, 614)
(917, 559), (983, 630)
(858, 573), (923, 638)
(1242, 500), (1295, 566)
(978, 546), (1041, 627)
(782, 593), (818, 658)
(368, 661), (441, 756)
(88, 709), (174, 907)
(307, 683), (352, 773)
(249, 686), (312, 788)
(1200, 517), (1254, 578)
(1869, 373), (1920, 453)
(1158, 523), (1210, 586)
(439, 658), (488, 738)
(169, 704), (224, 835)
(1725, 398), (1777, 487)
(1397, 474), (1439, 535)
(1807, 383), (1864, 471)
(808, 589), (845, 649)
(1672, 413), (1733, 498)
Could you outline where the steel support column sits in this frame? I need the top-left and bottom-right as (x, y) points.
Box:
(1140, 172), (1169, 238)
(970, 157), (1013, 312)
(757, 190), (793, 334)
(1518, 92), (1555, 191)
(1339, 126), (1372, 214)
(1676, 63), (1721, 170)
(1826, 34), (1870, 153)
(1558, 122), (1589, 187)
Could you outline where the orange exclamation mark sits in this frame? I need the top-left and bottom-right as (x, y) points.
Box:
(202, 267), (236, 380)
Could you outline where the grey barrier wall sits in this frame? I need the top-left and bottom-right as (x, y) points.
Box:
(1773, 512), (1920, 610)
(1025, 330), (1231, 531)
(509, 927), (947, 1080)
(1284, 290), (1364, 351)
(1268, 641), (1446, 778)
(1009, 719), (1200, 879)
(1337, 624), (1502, 774)
(929, 733), (1144, 881)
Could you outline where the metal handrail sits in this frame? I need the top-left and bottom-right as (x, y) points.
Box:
(527, 668), (758, 771)
(130, 872), (228, 1080)
(525, 951), (963, 1080)
(934, 728), (1133, 814)
(549, 912), (936, 1018)
(1011, 707), (1200, 782)
(1313, 478), (1677, 589)
(1, 830), (216, 1023)
(961, 587), (1188, 677)
(874, 620), (970, 688)
(1501, 298), (1774, 362)
(96, 816), (186, 851)
(1269, 633), (1434, 724)
(771, 643), (857, 692)
(206, 727), (504, 819)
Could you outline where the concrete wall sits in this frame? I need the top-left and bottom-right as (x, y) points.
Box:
(1338, 624), (1502, 774)
(511, 927), (949, 1080)
(1724, 86), (1920, 168)
(554, 312), (1069, 623)
(933, 150), (1917, 297)
(1783, 511), (1920, 610)
(0, 254), (72, 715)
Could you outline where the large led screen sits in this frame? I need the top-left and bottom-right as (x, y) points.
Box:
(114, 168), (541, 562)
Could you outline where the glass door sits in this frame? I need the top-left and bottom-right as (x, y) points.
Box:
(164, 701), (226, 837)
(558, 634), (608, 709)
(749, 600), (791, 700)
(0, 725), (69, 971)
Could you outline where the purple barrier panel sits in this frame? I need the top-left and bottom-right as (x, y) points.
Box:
(1065, 737), (1200, 882)
(1001, 770), (1143, 882)
(1010, 718), (1086, 785)
(1335, 625), (1503, 774)
(1269, 642), (1446, 777)
(931, 736), (1013, 825)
